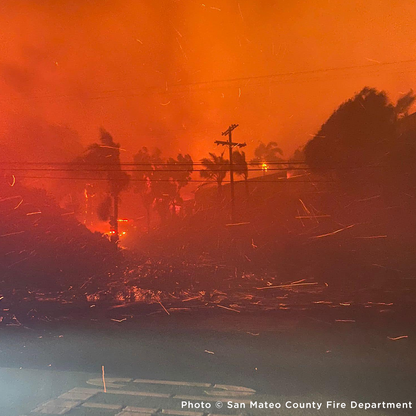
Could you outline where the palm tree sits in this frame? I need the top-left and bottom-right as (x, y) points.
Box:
(133, 150), (194, 229)
(251, 141), (283, 172)
(75, 128), (129, 242)
(133, 147), (162, 232)
(167, 153), (193, 190)
(167, 153), (194, 215)
(200, 152), (229, 197)
(232, 150), (249, 200)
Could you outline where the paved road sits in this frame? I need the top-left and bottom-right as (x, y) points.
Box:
(0, 311), (414, 415)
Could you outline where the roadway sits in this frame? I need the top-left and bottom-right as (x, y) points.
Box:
(0, 310), (415, 415)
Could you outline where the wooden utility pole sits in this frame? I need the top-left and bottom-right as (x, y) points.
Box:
(215, 124), (246, 222)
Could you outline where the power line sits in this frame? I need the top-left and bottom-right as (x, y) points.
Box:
(1, 160), (387, 167)
(1, 167), (294, 172)
(167, 59), (416, 89)
(0, 166), (386, 174)
(9, 175), (335, 183)
(0, 161), (308, 166)
(1, 58), (416, 102)
(164, 68), (416, 96)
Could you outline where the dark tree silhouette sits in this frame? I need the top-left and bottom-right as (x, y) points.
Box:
(289, 146), (305, 162)
(133, 147), (162, 232)
(232, 150), (249, 199)
(200, 152), (229, 196)
(77, 128), (129, 241)
(167, 153), (193, 190)
(395, 89), (415, 118)
(166, 153), (194, 214)
(133, 149), (193, 229)
(251, 141), (283, 164)
(97, 196), (112, 222)
(386, 126), (416, 194)
(304, 87), (415, 191)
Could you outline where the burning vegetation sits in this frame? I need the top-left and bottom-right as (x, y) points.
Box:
(0, 87), (415, 324)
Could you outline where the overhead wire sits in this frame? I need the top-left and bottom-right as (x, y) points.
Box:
(1, 58), (416, 102)
(7, 175), (335, 184)
(0, 166), (383, 172)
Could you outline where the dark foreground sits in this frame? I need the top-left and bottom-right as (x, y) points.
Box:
(0, 307), (415, 415)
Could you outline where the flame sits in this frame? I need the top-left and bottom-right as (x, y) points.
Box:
(261, 162), (269, 172)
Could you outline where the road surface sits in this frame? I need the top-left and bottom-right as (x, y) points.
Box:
(0, 310), (414, 415)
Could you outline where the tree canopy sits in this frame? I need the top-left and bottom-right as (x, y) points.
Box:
(251, 141), (283, 164)
(133, 147), (193, 227)
(304, 87), (415, 190)
(200, 152), (229, 193)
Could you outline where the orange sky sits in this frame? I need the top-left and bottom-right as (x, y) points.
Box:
(1, 0), (416, 163)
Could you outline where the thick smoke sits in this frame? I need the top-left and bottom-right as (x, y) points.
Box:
(0, 0), (415, 164)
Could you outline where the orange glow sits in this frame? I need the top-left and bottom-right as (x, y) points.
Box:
(1, 1), (416, 233)
(1, 0), (416, 167)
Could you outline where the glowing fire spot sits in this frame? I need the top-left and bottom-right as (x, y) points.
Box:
(261, 162), (269, 173)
